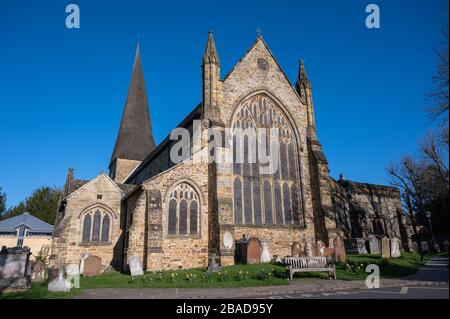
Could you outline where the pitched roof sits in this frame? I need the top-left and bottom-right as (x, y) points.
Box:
(0, 213), (54, 233)
(110, 44), (156, 165)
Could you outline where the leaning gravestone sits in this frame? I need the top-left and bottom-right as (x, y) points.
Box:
(247, 237), (262, 264)
(128, 255), (144, 276)
(83, 256), (102, 277)
(368, 235), (381, 254)
(291, 242), (302, 257)
(260, 239), (271, 263)
(333, 236), (347, 262)
(381, 238), (391, 258)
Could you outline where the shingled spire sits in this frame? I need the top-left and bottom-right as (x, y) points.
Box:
(109, 44), (155, 183)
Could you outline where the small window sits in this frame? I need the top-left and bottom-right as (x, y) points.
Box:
(97, 194), (103, 200)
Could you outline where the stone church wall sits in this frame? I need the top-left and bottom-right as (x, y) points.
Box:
(124, 158), (210, 271)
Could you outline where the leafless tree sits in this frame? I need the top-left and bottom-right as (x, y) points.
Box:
(427, 27), (449, 123)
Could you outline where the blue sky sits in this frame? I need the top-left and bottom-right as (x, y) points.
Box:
(0, 0), (447, 208)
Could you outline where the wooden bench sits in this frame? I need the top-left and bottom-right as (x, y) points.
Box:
(284, 257), (336, 281)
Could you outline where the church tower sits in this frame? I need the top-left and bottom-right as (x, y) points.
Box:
(109, 44), (155, 183)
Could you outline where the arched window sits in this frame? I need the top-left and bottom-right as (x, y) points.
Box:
(101, 215), (110, 242)
(92, 210), (101, 242)
(81, 209), (112, 244)
(168, 199), (177, 234)
(82, 214), (91, 242)
(232, 94), (305, 227)
(190, 201), (198, 235)
(167, 183), (201, 237)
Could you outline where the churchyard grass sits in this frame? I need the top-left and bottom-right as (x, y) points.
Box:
(335, 252), (432, 280)
(0, 253), (431, 298)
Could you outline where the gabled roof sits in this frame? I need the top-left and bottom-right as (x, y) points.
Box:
(66, 172), (125, 200)
(110, 44), (156, 165)
(0, 213), (54, 233)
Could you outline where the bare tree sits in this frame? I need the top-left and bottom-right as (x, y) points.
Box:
(387, 158), (426, 260)
(427, 27), (449, 123)
(420, 131), (449, 196)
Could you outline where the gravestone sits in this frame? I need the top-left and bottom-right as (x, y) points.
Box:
(344, 238), (368, 255)
(333, 236), (347, 261)
(65, 264), (80, 276)
(247, 237), (262, 264)
(207, 253), (221, 272)
(30, 260), (46, 282)
(322, 247), (335, 257)
(0, 246), (31, 289)
(291, 242), (302, 257)
(390, 238), (401, 258)
(83, 256), (102, 277)
(128, 255), (144, 276)
(260, 240), (271, 263)
(381, 237), (391, 258)
(48, 267), (70, 292)
(305, 240), (314, 257)
(79, 253), (90, 274)
(315, 240), (327, 256)
(368, 235), (381, 254)
(421, 241), (430, 254)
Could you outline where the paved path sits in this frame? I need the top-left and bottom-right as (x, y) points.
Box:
(76, 256), (449, 299)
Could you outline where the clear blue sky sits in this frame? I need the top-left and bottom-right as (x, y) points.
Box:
(0, 0), (447, 208)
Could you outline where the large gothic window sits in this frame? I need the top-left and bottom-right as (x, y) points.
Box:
(232, 94), (305, 226)
(166, 183), (200, 237)
(81, 209), (112, 243)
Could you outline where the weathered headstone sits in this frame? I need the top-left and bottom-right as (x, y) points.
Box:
(368, 235), (381, 254)
(207, 253), (221, 272)
(83, 256), (102, 277)
(344, 238), (368, 255)
(305, 240), (314, 257)
(128, 255), (144, 276)
(333, 236), (347, 261)
(79, 253), (90, 274)
(260, 239), (271, 263)
(0, 246), (31, 289)
(390, 238), (401, 258)
(381, 237), (391, 258)
(65, 264), (80, 276)
(421, 241), (430, 254)
(291, 242), (302, 257)
(30, 260), (46, 282)
(48, 267), (70, 293)
(247, 237), (262, 264)
(315, 240), (327, 256)
(322, 247), (335, 257)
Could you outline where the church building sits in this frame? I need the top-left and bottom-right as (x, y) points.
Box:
(49, 33), (409, 272)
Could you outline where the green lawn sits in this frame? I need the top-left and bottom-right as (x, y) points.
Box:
(0, 252), (432, 299)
